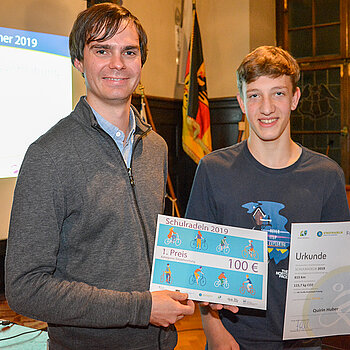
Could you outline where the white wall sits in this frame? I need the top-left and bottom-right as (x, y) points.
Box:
(0, 0), (275, 240)
(250, 0), (276, 51)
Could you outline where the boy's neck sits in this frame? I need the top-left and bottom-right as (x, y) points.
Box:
(247, 136), (302, 169)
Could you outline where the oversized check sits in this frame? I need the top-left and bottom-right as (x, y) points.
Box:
(150, 215), (268, 310)
(283, 221), (350, 339)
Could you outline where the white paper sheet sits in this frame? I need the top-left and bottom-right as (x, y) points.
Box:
(283, 222), (350, 339)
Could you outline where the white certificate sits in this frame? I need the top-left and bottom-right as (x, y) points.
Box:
(283, 221), (350, 339)
(150, 215), (268, 310)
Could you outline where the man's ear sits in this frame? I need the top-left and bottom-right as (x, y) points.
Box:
(237, 93), (246, 114)
(73, 58), (84, 74)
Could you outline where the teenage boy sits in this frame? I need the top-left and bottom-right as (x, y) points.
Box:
(6, 4), (194, 350)
(185, 46), (350, 349)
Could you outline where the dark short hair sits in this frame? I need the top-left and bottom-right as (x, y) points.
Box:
(236, 46), (300, 95)
(69, 3), (148, 66)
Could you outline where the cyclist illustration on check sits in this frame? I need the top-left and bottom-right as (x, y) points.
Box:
(240, 274), (256, 295)
(160, 263), (172, 284)
(189, 266), (206, 286)
(216, 236), (230, 254)
(164, 227), (181, 246)
(190, 231), (208, 250)
(214, 272), (229, 289)
(242, 239), (259, 259)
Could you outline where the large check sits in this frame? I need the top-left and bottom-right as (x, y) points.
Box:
(150, 215), (268, 310)
(283, 222), (350, 339)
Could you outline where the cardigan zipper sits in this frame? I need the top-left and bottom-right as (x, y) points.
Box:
(129, 133), (152, 271)
(127, 167), (135, 186)
(93, 123), (152, 271)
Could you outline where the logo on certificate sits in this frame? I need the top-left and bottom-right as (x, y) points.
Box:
(300, 230), (308, 237)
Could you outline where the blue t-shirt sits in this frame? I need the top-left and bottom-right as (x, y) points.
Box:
(186, 140), (350, 349)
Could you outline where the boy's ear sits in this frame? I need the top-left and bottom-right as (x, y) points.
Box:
(237, 93), (246, 114)
(291, 87), (301, 111)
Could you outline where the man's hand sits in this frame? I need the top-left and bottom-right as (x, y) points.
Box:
(150, 290), (195, 327)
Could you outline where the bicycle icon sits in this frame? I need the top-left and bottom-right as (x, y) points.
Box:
(190, 237), (208, 250)
(239, 283), (256, 296)
(214, 279), (230, 289)
(216, 243), (230, 254)
(242, 246), (259, 259)
(164, 236), (181, 246)
(189, 273), (207, 286)
(165, 227), (181, 246)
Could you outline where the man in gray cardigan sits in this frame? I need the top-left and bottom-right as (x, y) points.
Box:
(5, 3), (194, 350)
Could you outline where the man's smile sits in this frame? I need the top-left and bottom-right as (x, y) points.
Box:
(103, 77), (127, 81)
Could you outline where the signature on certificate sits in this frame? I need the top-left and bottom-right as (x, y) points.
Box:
(294, 319), (310, 332)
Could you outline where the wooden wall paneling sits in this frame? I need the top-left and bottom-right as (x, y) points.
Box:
(210, 97), (243, 150)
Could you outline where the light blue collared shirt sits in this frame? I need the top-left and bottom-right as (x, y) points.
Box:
(88, 103), (136, 168)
